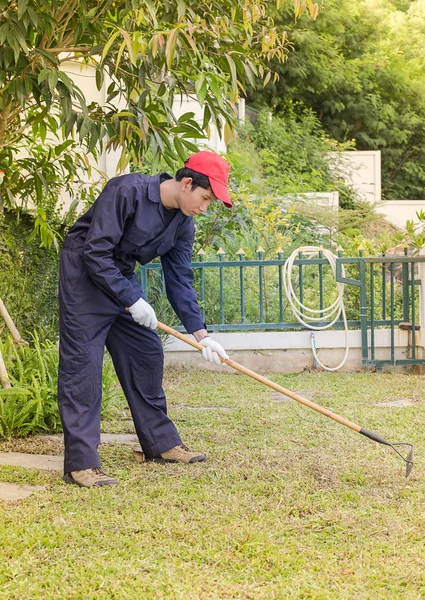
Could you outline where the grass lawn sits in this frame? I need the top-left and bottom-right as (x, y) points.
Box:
(0, 368), (424, 599)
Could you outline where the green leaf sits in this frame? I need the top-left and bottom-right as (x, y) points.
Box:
(226, 55), (238, 102)
(195, 75), (207, 106)
(118, 27), (137, 66)
(34, 48), (59, 66)
(182, 139), (199, 153)
(177, 112), (195, 124)
(166, 29), (178, 70)
(17, 0), (29, 20)
(13, 25), (29, 54)
(64, 112), (77, 138)
(202, 105), (211, 130)
(47, 71), (58, 95)
(39, 120), (46, 143)
(57, 71), (74, 92)
(95, 68), (103, 91)
(37, 68), (51, 85)
(0, 24), (8, 44)
(101, 29), (121, 63)
(177, 0), (186, 20)
(174, 136), (187, 162)
(208, 77), (224, 109)
(243, 62), (256, 88)
(54, 140), (74, 156)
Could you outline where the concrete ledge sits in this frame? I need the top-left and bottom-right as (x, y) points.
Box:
(164, 329), (422, 373)
(165, 347), (364, 373)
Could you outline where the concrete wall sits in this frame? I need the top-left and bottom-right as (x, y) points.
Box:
(329, 151), (381, 204)
(377, 200), (425, 229)
(329, 150), (425, 231)
(164, 328), (421, 373)
(281, 191), (339, 209)
(171, 94), (227, 154)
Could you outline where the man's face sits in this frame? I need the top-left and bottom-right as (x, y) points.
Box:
(178, 177), (216, 216)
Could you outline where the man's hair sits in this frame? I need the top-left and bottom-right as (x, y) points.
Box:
(175, 167), (211, 191)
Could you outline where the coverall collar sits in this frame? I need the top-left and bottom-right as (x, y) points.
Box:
(148, 173), (173, 223)
(147, 172), (173, 204)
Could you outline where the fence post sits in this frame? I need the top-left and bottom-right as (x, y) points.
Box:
(257, 246), (265, 323)
(217, 248), (226, 325)
(418, 247), (425, 350)
(237, 248), (246, 324)
(402, 244), (410, 322)
(198, 248), (206, 322)
(277, 247), (284, 323)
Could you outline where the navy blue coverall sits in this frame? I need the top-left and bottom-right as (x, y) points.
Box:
(58, 172), (206, 473)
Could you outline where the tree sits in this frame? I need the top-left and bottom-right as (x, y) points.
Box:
(249, 0), (425, 200)
(0, 0), (320, 245)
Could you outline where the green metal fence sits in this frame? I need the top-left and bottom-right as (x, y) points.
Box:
(140, 247), (425, 369)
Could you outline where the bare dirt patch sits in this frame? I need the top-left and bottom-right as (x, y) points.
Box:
(375, 398), (416, 408)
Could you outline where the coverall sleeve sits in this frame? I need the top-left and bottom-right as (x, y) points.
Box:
(82, 183), (142, 308)
(161, 221), (206, 334)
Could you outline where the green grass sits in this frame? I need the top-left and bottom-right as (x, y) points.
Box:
(1, 369), (425, 599)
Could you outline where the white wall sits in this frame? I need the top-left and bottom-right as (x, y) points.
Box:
(171, 94), (227, 154)
(329, 150), (381, 204)
(377, 200), (425, 229)
(281, 191), (339, 209)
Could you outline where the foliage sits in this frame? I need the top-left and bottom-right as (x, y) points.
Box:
(0, 0), (321, 245)
(0, 209), (61, 340)
(0, 332), (127, 439)
(250, 0), (425, 200)
(391, 209), (425, 253)
(0, 333), (60, 437)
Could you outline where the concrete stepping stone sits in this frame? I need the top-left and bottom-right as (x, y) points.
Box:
(0, 452), (62, 471)
(0, 482), (45, 502)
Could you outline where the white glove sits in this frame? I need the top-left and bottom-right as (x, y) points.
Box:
(128, 298), (157, 329)
(200, 336), (229, 366)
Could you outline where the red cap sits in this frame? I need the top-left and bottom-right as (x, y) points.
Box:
(184, 151), (232, 208)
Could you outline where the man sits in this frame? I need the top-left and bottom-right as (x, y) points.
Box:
(58, 151), (230, 488)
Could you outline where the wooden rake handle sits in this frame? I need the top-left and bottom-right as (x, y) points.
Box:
(157, 321), (362, 434)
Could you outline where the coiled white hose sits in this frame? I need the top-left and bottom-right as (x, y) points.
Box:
(283, 246), (349, 371)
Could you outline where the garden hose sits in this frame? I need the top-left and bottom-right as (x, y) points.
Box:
(283, 246), (349, 371)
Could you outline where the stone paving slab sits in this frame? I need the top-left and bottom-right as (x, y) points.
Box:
(38, 433), (139, 445)
(0, 482), (45, 501)
(0, 452), (63, 471)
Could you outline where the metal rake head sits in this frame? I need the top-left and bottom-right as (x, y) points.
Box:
(359, 429), (414, 477)
(390, 442), (414, 477)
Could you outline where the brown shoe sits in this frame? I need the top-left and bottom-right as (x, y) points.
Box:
(63, 468), (119, 488)
(148, 443), (206, 464)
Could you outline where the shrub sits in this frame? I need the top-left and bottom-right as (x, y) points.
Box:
(0, 333), (126, 439)
(0, 210), (61, 340)
(0, 334), (60, 438)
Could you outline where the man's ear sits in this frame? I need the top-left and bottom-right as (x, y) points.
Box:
(181, 176), (193, 191)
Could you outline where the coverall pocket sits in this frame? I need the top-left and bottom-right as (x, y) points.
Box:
(121, 224), (150, 253)
(60, 350), (103, 408)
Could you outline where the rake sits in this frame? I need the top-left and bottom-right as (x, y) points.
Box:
(158, 321), (414, 477)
